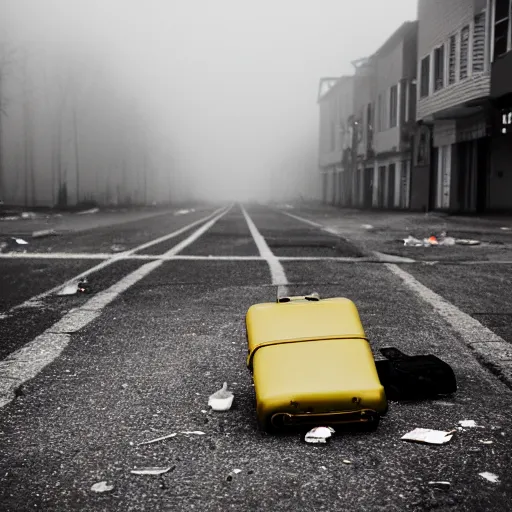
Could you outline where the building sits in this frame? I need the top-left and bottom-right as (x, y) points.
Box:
(413, 0), (493, 212)
(489, 0), (512, 210)
(355, 21), (418, 210)
(317, 76), (354, 205)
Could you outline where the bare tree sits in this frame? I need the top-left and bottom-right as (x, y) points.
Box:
(0, 43), (16, 202)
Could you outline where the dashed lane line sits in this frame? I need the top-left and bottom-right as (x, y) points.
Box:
(5, 206), (228, 313)
(0, 206), (232, 408)
(240, 205), (289, 297)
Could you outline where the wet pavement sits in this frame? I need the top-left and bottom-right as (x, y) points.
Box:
(1, 203), (511, 511)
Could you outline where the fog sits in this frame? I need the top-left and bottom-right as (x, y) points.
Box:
(0, 0), (417, 206)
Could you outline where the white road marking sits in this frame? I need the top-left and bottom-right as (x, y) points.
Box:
(0, 207), (231, 407)
(240, 205), (289, 296)
(386, 263), (512, 387)
(5, 206), (228, 313)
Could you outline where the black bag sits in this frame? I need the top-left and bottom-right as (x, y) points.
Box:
(375, 347), (457, 401)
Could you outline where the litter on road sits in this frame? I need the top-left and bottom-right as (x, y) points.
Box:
(174, 209), (195, 215)
(479, 440), (493, 444)
(137, 432), (177, 446)
(110, 244), (126, 252)
(77, 207), (100, 215)
(304, 426), (335, 444)
(57, 279), (90, 296)
(342, 460), (352, 464)
(180, 431), (205, 435)
(403, 234), (480, 247)
(90, 481), (114, 493)
(361, 224), (374, 230)
(428, 481), (451, 490)
(32, 229), (58, 238)
(131, 467), (172, 476)
(208, 382), (234, 411)
(401, 428), (455, 445)
(459, 420), (478, 428)
(12, 237), (28, 245)
(479, 472), (500, 483)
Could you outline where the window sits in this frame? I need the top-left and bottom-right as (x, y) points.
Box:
(460, 25), (470, 80)
(473, 13), (486, 72)
(389, 85), (398, 128)
(404, 80), (410, 122)
(420, 55), (430, 98)
(377, 93), (383, 131)
(448, 35), (457, 85)
(434, 45), (445, 91)
(494, 0), (511, 60)
(366, 102), (373, 150)
(330, 120), (335, 151)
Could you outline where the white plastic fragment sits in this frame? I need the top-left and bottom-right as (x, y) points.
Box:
(77, 207), (99, 215)
(232, 469), (242, 475)
(479, 472), (499, 483)
(501, 227), (511, 231)
(180, 431), (205, 435)
(401, 428), (455, 445)
(428, 481), (451, 490)
(32, 229), (58, 238)
(361, 224), (374, 230)
(110, 244), (126, 252)
(57, 282), (80, 296)
(305, 426), (335, 444)
(137, 433), (177, 446)
(459, 420), (477, 428)
(479, 440), (493, 444)
(342, 460), (352, 464)
(21, 211), (37, 219)
(12, 237), (28, 245)
(131, 467), (172, 475)
(208, 382), (234, 411)
(455, 239), (480, 246)
(91, 481), (114, 492)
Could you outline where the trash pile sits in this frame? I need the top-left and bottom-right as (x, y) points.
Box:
(57, 278), (91, 296)
(403, 231), (480, 247)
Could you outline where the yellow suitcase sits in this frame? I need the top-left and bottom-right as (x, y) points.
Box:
(246, 294), (387, 432)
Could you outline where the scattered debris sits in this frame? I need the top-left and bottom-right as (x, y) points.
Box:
(110, 244), (126, 253)
(455, 239), (481, 246)
(21, 211), (37, 219)
(57, 278), (90, 296)
(361, 224), (374, 230)
(305, 426), (335, 444)
(0, 216), (20, 221)
(137, 432), (177, 446)
(401, 428), (455, 445)
(403, 233), (480, 247)
(91, 481), (114, 493)
(77, 207), (100, 215)
(459, 420), (477, 428)
(226, 469), (243, 481)
(342, 460), (352, 464)
(131, 467), (172, 476)
(32, 229), (58, 238)
(208, 382), (234, 411)
(180, 431), (205, 435)
(428, 481), (451, 490)
(500, 227), (511, 231)
(479, 472), (499, 483)
(479, 440), (493, 444)
(174, 209), (195, 216)
(12, 237), (28, 245)
(57, 282), (80, 296)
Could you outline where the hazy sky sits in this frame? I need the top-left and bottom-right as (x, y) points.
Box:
(2, 0), (418, 201)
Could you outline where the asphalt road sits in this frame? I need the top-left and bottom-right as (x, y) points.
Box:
(1, 203), (512, 511)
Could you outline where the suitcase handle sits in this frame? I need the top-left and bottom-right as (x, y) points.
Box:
(271, 409), (379, 428)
